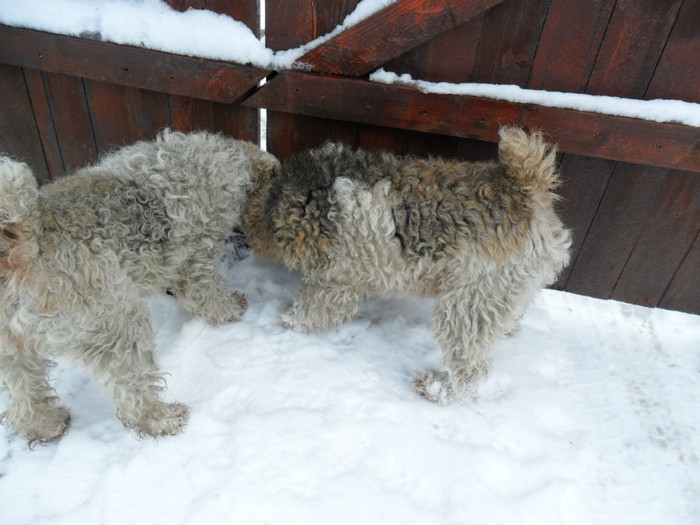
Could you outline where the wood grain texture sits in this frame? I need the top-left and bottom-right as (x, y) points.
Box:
(265, 0), (362, 159)
(164, 0), (258, 31)
(245, 72), (700, 173)
(528, 0), (614, 92)
(612, 170), (700, 306)
(470, 0), (549, 86)
(565, 164), (669, 299)
(552, 154), (617, 289)
(84, 81), (170, 154)
(22, 69), (64, 179)
(294, 0), (505, 76)
(660, 231), (700, 314)
(40, 72), (98, 173)
(585, 0), (683, 98)
(0, 25), (269, 104)
(0, 64), (51, 183)
(646, 0), (700, 103)
(266, 0), (361, 50)
(383, 14), (485, 83)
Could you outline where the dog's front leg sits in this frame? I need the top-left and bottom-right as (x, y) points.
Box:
(75, 301), (189, 438)
(279, 279), (360, 333)
(172, 253), (248, 325)
(0, 332), (71, 446)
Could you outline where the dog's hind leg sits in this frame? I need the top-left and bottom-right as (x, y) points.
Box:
(72, 300), (189, 438)
(280, 279), (361, 334)
(0, 332), (71, 446)
(173, 252), (248, 325)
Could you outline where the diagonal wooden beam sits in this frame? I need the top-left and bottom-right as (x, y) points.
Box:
(294, 0), (505, 76)
(244, 71), (700, 173)
(0, 25), (269, 104)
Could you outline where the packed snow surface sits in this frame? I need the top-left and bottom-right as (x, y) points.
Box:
(1, 245), (699, 525)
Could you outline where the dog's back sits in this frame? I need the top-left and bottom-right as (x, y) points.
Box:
(253, 127), (567, 271)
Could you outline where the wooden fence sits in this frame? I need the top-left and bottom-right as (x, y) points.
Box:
(0, 0), (698, 314)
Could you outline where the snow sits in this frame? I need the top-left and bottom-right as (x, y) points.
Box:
(370, 69), (700, 128)
(0, 0), (395, 69)
(1, 242), (699, 525)
(0, 0), (274, 67)
(1, 4), (699, 520)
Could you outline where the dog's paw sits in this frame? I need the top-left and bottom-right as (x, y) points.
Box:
(278, 301), (298, 330)
(412, 368), (455, 406)
(221, 291), (249, 324)
(278, 302), (319, 334)
(124, 402), (189, 438)
(206, 291), (248, 325)
(23, 406), (71, 448)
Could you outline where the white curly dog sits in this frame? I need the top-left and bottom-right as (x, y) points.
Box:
(0, 130), (279, 445)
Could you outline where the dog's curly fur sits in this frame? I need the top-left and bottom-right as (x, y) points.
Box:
(0, 129), (280, 445)
(241, 127), (571, 404)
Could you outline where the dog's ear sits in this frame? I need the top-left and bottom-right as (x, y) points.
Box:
(0, 156), (39, 227)
(1, 223), (21, 257)
(239, 142), (281, 184)
(0, 157), (39, 276)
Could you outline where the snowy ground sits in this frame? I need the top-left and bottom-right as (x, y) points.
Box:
(1, 243), (698, 525)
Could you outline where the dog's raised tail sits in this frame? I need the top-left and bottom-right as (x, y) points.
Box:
(497, 126), (559, 194)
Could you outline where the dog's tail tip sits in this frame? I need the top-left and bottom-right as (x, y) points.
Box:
(497, 126), (559, 192)
(0, 156), (39, 224)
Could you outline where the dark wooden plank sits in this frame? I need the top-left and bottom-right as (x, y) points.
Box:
(470, 0), (549, 86)
(586, 0), (683, 98)
(163, 2), (260, 142)
(164, 0), (205, 11)
(552, 154), (617, 289)
(169, 96), (259, 143)
(383, 14), (485, 83)
(166, 0), (259, 33)
(266, 0), (361, 50)
(646, 0), (700, 103)
(0, 64), (50, 183)
(529, 0), (614, 92)
(244, 72), (700, 173)
(0, 25), (269, 104)
(22, 69), (64, 180)
(294, 0), (505, 76)
(266, 112), (364, 160)
(206, 0), (258, 31)
(204, 0), (261, 143)
(41, 73), (98, 173)
(169, 95), (214, 132)
(565, 164), (669, 300)
(265, 0), (361, 158)
(660, 232), (700, 314)
(211, 104), (259, 143)
(85, 81), (170, 154)
(612, 170), (700, 306)
(527, 0), (619, 292)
